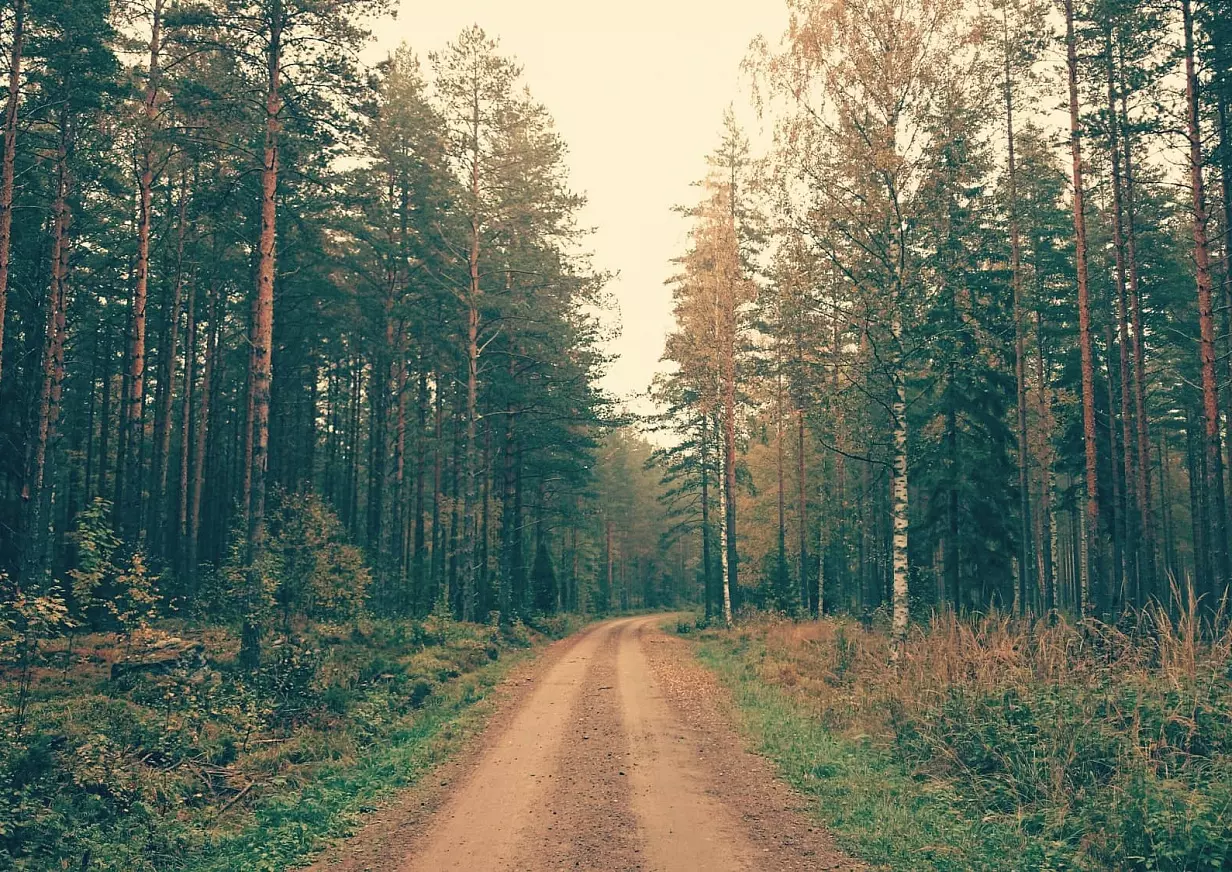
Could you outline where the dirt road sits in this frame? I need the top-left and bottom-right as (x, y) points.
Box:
(312, 616), (858, 872)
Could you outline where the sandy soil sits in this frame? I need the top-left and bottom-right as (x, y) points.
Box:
(309, 615), (860, 872)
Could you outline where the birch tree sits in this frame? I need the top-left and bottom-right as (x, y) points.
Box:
(764, 0), (983, 652)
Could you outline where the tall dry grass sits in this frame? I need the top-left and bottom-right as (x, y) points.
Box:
(746, 598), (1231, 738)
(725, 600), (1232, 869)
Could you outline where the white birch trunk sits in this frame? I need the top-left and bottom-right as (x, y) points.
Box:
(890, 377), (909, 660)
(719, 429), (733, 626)
(817, 520), (825, 618)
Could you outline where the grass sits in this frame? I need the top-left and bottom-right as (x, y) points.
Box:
(685, 602), (1232, 871)
(692, 630), (1032, 871)
(186, 649), (521, 872)
(1, 614), (580, 872)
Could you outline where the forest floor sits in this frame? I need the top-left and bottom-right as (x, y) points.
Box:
(0, 614), (583, 872)
(311, 614), (859, 872)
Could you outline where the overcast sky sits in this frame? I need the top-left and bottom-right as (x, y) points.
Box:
(369, 1), (789, 407)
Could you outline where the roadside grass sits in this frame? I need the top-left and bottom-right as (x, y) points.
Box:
(1, 614), (581, 872)
(687, 604), (1232, 872)
(185, 648), (520, 872)
(692, 632), (1031, 871)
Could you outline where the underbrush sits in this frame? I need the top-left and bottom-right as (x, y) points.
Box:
(0, 615), (561, 871)
(688, 604), (1232, 871)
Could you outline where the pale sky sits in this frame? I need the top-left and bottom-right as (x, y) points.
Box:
(370, 1), (789, 407)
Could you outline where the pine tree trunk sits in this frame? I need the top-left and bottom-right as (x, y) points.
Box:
(1160, 437), (1176, 585)
(0, 0), (24, 388)
(187, 282), (218, 591)
(570, 519), (579, 613)
(478, 417), (491, 618)
(84, 326), (101, 504)
(240, 298), (256, 530)
(154, 177), (188, 556)
(1035, 306), (1056, 613)
(501, 412), (517, 621)
(1004, 4), (1033, 616)
(1186, 409), (1209, 604)
(177, 278), (196, 554)
(241, 13), (282, 669)
(97, 331), (113, 501)
(1219, 96), (1232, 549)
(511, 442), (525, 614)
(832, 316), (848, 607)
(447, 393), (462, 616)
(21, 118), (70, 584)
(114, 310), (131, 514)
(1064, 0), (1106, 616)
(1105, 38), (1140, 608)
(1182, 0), (1231, 599)
(124, 0), (166, 540)
(367, 307), (389, 556)
(461, 92), (483, 622)
(946, 372), (960, 612)
(1104, 324), (1125, 609)
(412, 363), (428, 613)
(463, 302), (479, 620)
(1119, 44), (1155, 602)
(430, 381), (444, 609)
(346, 361), (361, 535)
(393, 337), (408, 603)
(605, 519), (614, 615)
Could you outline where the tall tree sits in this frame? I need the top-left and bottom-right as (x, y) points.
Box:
(0, 0), (25, 388)
(1063, 0), (1106, 615)
(1180, 0), (1230, 600)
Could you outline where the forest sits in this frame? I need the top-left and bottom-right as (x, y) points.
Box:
(660, 0), (1232, 633)
(0, 3), (679, 632)
(0, 0), (1231, 868)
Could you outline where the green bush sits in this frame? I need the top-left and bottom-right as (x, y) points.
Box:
(321, 684), (354, 715)
(890, 673), (1232, 869)
(409, 679), (432, 709)
(0, 611), (558, 871)
(257, 640), (321, 727)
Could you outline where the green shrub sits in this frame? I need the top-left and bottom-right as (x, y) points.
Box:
(409, 679), (432, 709)
(321, 684), (354, 715)
(0, 594), (563, 870)
(268, 490), (370, 623)
(257, 640), (321, 727)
